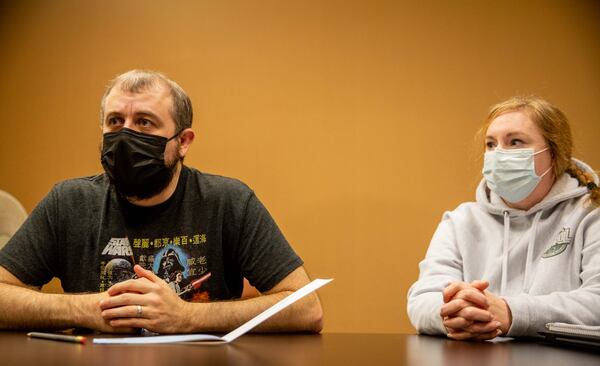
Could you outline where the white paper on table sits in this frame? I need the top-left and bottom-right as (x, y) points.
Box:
(93, 278), (333, 345)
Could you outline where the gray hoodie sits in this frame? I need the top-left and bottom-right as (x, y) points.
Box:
(407, 159), (600, 337)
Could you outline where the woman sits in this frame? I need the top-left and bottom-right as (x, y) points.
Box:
(407, 96), (600, 340)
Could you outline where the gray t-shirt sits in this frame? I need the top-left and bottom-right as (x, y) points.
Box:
(0, 166), (302, 301)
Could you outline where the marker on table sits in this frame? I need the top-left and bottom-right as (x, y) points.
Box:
(27, 332), (87, 345)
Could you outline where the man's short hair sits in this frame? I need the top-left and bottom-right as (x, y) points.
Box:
(100, 70), (193, 132)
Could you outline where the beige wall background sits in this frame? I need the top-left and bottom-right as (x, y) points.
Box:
(0, 0), (599, 333)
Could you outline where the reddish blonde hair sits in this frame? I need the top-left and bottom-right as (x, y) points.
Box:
(481, 96), (599, 207)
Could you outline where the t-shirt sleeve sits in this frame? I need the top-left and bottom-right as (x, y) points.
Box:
(234, 192), (303, 293)
(0, 187), (59, 287)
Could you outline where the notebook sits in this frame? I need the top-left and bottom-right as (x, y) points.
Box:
(93, 278), (332, 345)
(539, 322), (600, 349)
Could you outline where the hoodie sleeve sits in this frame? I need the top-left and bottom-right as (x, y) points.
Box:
(504, 210), (600, 337)
(407, 211), (464, 335)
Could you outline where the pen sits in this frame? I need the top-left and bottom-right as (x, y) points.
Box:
(27, 332), (87, 345)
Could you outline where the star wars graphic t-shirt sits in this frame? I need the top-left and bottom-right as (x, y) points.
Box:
(0, 166), (303, 301)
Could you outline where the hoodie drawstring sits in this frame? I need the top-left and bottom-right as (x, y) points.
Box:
(500, 209), (544, 295)
(501, 211), (510, 295)
(523, 210), (543, 292)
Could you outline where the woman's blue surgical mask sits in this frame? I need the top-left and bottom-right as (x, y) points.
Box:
(482, 147), (551, 203)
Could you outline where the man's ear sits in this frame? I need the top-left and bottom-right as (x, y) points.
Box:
(178, 128), (195, 157)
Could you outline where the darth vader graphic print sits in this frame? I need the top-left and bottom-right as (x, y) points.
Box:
(99, 233), (211, 301)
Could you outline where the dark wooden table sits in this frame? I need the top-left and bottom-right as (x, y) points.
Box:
(1, 331), (598, 366)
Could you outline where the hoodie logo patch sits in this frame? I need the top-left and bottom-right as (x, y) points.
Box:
(542, 227), (572, 258)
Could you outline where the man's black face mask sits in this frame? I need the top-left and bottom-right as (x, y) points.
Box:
(101, 128), (181, 200)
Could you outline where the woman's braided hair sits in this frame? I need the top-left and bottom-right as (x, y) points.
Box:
(484, 96), (599, 207)
(565, 160), (600, 207)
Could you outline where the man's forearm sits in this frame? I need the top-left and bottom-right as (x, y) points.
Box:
(0, 283), (102, 330)
(185, 291), (323, 333)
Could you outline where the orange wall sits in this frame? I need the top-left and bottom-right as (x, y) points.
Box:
(0, 0), (599, 333)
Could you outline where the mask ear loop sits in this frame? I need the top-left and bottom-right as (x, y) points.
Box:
(167, 128), (184, 142)
(534, 146), (552, 179)
(538, 166), (552, 178)
(167, 129), (186, 161)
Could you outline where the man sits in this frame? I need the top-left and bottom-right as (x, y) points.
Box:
(0, 70), (323, 334)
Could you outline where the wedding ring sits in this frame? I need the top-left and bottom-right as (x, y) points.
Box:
(136, 304), (143, 318)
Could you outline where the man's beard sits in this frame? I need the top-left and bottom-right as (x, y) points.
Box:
(129, 153), (180, 200)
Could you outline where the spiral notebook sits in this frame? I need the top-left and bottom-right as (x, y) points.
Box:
(539, 322), (600, 349)
(93, 278), (332, 345)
